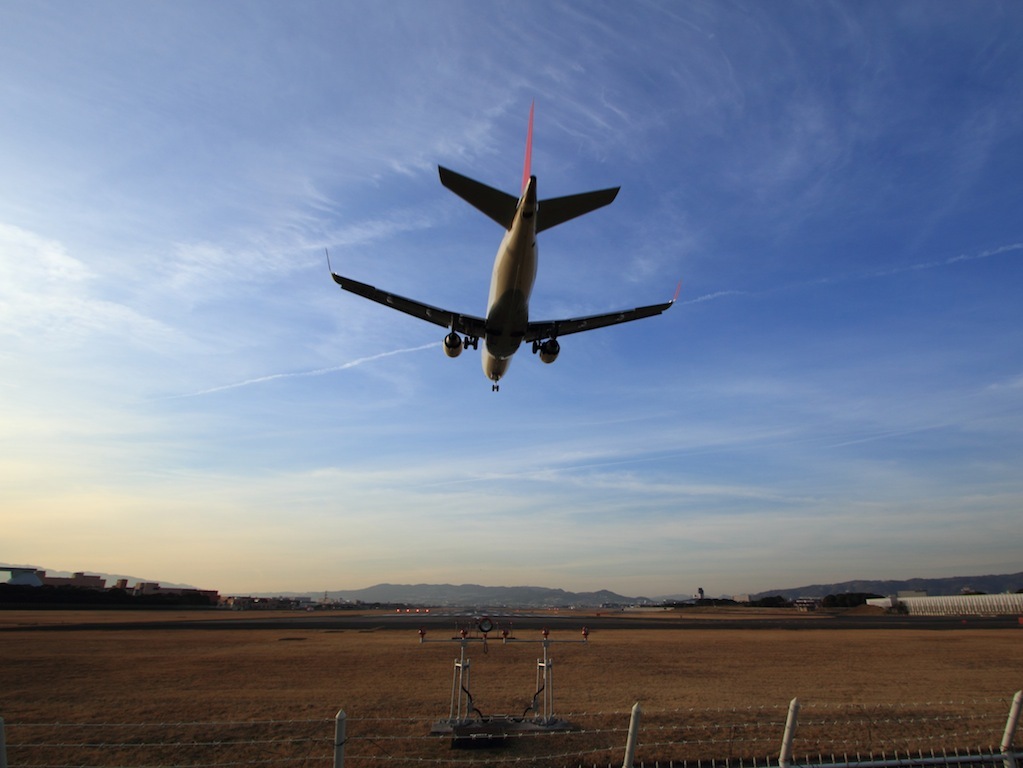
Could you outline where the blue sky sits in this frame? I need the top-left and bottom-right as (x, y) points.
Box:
(2, 2), (1022, 598)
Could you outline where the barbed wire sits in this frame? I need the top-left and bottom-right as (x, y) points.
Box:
(4, 695), (1019, 768)
(5, 714), (1008, 736)
(16, 760), (323, 768)
(11, 751), (1023, 768)
(3, 723), (997, 752)
(12, 740), (329, 752)
(10, 699), (1008, 730)
(346, 745), (621, 765)
(10, 718), (335, 728)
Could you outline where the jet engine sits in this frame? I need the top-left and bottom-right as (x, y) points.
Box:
(538, 338), (560, 364)
(443, 331), (463, 358)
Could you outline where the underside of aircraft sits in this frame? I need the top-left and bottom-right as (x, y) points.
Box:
(330, 104), (677, 390)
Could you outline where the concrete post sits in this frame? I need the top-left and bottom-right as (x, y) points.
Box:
(1002, 690), (1022, 768)
(333, 709), (346, 768)
(779, 698), (801, 768)
(622, 702), (642, 768)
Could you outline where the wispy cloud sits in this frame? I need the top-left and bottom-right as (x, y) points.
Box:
(0, 224), (178, 349)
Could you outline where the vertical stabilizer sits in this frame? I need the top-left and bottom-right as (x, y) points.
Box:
(522, 100), (534, 194)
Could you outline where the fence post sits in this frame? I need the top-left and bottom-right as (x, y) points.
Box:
(779, 698), (800, 768)
(1002, 690), (1022, 768)
(622, 702), (642, 768)
(334, 709), (346, 768)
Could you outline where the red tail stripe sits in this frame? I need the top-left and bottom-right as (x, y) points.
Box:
(522, 100), (534, 193)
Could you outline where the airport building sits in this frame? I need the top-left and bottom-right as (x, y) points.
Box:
(132, 581), (220, 603)
(37, 571), (107, 589)
(1, 569), (219, 605)
(866, 593), (1023, 616)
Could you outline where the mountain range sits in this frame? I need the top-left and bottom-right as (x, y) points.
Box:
(278, 571), (1023, 607)
(747, 571), (1023, 601)
(306, 583), (642, 607)
(6, 564), (1022, 607)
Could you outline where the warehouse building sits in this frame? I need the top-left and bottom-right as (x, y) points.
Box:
(867, 593), (1023, 615)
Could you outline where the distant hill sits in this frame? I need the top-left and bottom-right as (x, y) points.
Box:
(281, 583), (648, 608)
(749, 572), (1023, 601)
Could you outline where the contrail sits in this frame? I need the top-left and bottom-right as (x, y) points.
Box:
(170, 342), (440, 398)
(893, 242), (1022, 274)
(680, 242), (1022, 306)
(680, 289), (747, 305)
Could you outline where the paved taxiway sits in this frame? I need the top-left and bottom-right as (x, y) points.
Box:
(4, 610), (1020, 633)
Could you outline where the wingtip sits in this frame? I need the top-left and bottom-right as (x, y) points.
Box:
(672, 279), (683, 303)
(326, 249), (344, 285)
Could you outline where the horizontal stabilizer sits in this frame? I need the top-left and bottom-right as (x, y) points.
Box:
(537, 187), (619, 233)
(439, 167), (518, 230)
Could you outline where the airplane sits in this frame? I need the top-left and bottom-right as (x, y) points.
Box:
(329, 103), (678, 391)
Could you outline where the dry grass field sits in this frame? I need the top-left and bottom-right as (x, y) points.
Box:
(1, 610), (1021, 767)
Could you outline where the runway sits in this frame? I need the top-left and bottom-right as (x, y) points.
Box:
(4, 608), (1020, 633)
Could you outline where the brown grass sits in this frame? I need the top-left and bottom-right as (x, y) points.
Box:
(1, 611), (1021, 767)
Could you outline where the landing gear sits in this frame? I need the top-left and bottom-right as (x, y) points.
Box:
(531, 338), (560, 364)
(492, 383), (500, 392)
(444, 332), (480, 359)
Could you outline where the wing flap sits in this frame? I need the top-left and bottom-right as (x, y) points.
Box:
(332, 272), (487, 338)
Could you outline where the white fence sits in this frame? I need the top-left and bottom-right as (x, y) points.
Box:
(2, 691), (1020, 768)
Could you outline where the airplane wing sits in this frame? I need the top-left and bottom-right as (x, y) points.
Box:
(523, 287), (679, 342)
(331, 272), (488, 339)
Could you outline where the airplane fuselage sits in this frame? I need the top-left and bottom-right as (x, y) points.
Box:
(482, 175), (538, 384)
(329, 105), (676, 391)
